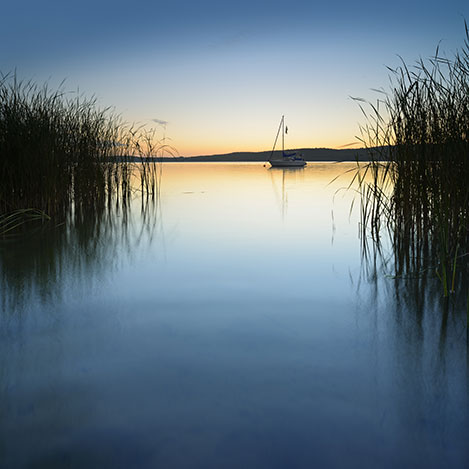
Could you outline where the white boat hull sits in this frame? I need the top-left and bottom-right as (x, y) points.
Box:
(269, 159), (306, 167)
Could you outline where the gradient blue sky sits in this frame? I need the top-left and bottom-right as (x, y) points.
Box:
(1, 0), (468, 155)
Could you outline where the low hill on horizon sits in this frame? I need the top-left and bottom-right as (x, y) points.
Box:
(159, 147), (377, 162)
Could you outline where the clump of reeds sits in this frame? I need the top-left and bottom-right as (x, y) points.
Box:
(355, 23), (469, 297)
(0, 72), (170, 235)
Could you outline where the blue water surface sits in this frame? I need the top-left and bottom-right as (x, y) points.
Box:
(1, 163), (468, 468)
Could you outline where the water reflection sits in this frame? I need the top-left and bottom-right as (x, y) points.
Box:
(357, 237), (469, 461)
(1, 163), (468, 468)
(0, 195), (160, 315)
(268, 167), (305, 219)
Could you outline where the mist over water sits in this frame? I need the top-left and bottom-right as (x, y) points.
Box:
(1, 163), (468, 468)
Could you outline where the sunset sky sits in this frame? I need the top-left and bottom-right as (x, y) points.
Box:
(2, 0), (468, 156)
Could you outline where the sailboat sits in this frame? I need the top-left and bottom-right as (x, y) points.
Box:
(269, 116), (306, 167)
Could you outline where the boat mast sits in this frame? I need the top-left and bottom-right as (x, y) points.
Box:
(281, 115), (284, 154)
(269, 115), (285, 161)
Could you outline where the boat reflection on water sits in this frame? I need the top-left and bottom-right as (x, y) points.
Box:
(268, 166), (305, 219)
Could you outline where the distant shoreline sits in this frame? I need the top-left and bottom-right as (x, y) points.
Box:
(123, 147), (382, 163)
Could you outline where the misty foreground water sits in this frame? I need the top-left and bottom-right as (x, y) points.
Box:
(1, 163), (468, 468)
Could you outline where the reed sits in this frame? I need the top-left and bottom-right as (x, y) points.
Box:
(0, 72), (169, 234)
(355, 23), (469, 297)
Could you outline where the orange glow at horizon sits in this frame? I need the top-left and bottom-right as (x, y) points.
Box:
(169, 136), (364, 157)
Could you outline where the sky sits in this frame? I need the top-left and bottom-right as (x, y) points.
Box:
(1, 0), (468, 156)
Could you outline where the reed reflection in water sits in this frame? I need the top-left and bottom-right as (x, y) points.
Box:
(0, 163), (468, 468)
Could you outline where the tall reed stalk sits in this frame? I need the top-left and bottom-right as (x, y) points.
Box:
(355, 23), (469, 297)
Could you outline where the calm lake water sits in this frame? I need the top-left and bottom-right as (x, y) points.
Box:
(1, 163), (468, 468)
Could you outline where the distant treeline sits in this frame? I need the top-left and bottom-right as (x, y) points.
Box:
(134, 147), (379, 163)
